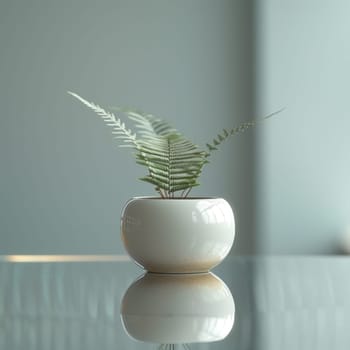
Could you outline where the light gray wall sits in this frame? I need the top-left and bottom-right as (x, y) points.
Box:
(0, 0), (255, 253)
(255, 0), (350, 253)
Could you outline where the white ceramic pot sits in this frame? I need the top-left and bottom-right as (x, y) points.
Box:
(121, 197), (235, 273)
(120, 272), (235, 344)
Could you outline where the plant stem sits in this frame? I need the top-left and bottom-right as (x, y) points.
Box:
(183, 187), (192, 198)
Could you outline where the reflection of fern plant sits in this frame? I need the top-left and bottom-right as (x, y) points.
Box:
(158, 345), (190, 350)
(68, 92), (279, 198)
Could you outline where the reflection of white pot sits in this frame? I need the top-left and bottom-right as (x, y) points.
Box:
(121, 197), (235, 273)
(121, 272), (235, 344)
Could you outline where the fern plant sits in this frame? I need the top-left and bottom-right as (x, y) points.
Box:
(68, 92), (279, 198)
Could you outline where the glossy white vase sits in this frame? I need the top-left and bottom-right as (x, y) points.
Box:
(120, 272), (235, 344)
(121, 197), (235, 273)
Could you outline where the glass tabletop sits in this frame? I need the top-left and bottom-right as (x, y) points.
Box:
(1, 255), (350, 350)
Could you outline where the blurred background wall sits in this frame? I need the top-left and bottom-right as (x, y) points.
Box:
(1, 0), (349, 255)
(0, 0), (256, 254)
(255, 0), (350, 254)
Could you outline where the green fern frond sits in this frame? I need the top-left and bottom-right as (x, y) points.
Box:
(111, 107), (179, 138)
(68, 91), (280, 198)
(128, 111), (179, 138)
(68, 91), (137, 147)
(205, 109), (283, 155)
(137, 134), (207, 197)
(205, 122), (255, 153)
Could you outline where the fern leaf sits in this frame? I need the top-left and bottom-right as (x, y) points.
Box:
(69, 92), (280, 198)
(205, 109), (283, 155)
(115, 108), (179, 138)
(68, 91), (138, 147)
(206, 143), (217, 151)
(218, 134), (225, 141)
(137, 134), (207, 197)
